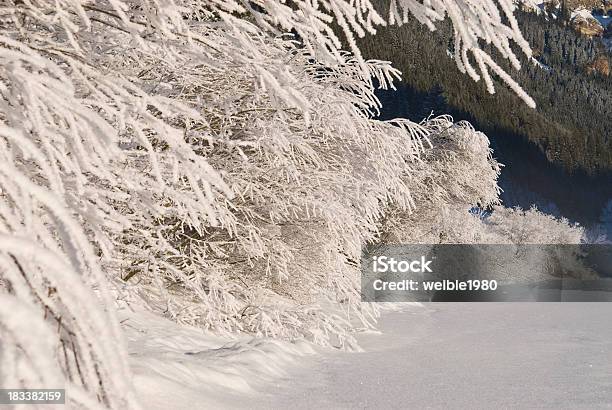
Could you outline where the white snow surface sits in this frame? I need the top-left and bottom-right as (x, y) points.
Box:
(125, 303), (612, 409)
(120, 306), (315, 409)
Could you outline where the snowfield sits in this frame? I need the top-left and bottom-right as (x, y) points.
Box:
(126, 303), (612, 409)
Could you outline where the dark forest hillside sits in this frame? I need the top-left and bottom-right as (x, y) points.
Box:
(358, 9), (612, 174)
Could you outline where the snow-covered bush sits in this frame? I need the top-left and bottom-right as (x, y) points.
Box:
(378, 120), (585, 285)
(114, 49), (425, 347)
(378, 120), (583, 245)
(0, 0), (553, 407)
(379, 119), (503, 244)
(482, 206), (583, 244)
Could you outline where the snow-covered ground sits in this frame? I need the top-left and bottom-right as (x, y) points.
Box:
(126, 303), (612, 409)
(120, 306), (315, 409)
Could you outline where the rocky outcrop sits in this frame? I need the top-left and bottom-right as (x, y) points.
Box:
(571, 13), (605, 36)
(586, 54), (611, 75)
(532, 0), (609, 12)
(566, 0), (608, 10)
